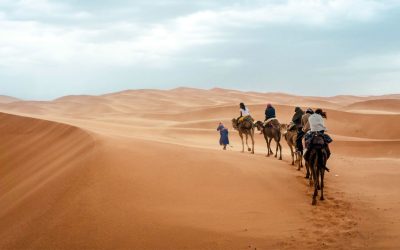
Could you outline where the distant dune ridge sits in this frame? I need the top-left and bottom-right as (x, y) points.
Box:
(345, 99), (400, 113)
(0, 95), (20, 104)
(0, 88), (399, 249)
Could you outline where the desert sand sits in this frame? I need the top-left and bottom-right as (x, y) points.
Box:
(0, 87), (399, 249)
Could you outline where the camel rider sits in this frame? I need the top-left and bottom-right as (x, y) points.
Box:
(304, 109), (332, 161)
(292, 107), (305, 153)
(302, 108), (314, 133)
(264, 103), (276, 126)
(238, 102), (252, 125)
(309, 109), (327, 132)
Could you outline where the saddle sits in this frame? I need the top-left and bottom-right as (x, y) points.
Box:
(264, 118), (280, 129)
(287, 121), (297, 131)
(238, 116), (254, 129)
(306, 132), (332, 149)
(310, 133), (326, 149)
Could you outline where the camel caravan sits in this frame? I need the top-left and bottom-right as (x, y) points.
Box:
(230, 103), (332, 205)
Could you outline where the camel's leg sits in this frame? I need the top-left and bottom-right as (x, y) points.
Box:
(312, 157), (319, 205)
(306, 162), (314, 187)
(289, 145), (294, 165)
(305, 153), (313, 185)
(312, 168), (319, 206)
(251, 130), (255, 154)
(274, 135), (281, 159)
(240, 133), (244, 153)
(268, 138), (273, 155)
(267, 138), (272, 156)
(278, 141), (282, 160)
(299, 151), (303, 169)
(312, 180), (318, 206)
(320, 168), (325, 201)
(265, 137), (271, 157)
(305, 159), (311, 179)
(297, 151), (302, 171)
(320, 152), (326, 201)
(270, 141), (273, 155)
(245, 134), (251, 152)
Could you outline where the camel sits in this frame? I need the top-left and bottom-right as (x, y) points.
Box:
(280, 124), (304, 171)
(307, 133), (329, 205)
(232, 118), (255, 154)
(255, 120), (282, 160)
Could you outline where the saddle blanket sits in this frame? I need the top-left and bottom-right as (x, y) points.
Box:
(264, 118), (277, 126)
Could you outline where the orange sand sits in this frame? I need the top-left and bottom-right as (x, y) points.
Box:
(0, 88), (399, 249)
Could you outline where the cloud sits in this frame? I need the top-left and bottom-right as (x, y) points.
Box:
(0, 5), (225, 69)
(345, 53), (400, 71)
(1, 0), (395, 70)
(16, 0), (65, 12)
(0, 21), (221, 69)
(1, 0), (400, 98)
(319, 52), (400, 73)
(175, 0), (395, 29)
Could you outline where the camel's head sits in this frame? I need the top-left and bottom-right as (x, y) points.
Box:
(280, 123), (288, 139)
(280, 123), (288, 132)
(254, 121), (264, 131)
(283, 131), (288, 140)
(231, 118), (238, 130)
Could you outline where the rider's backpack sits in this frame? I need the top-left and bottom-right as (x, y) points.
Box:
(311, 133), (325, 149)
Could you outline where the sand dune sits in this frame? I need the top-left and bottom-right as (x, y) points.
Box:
(0, 88), (400, 249)
(0, 95), (20, 104)
(345, 99), (400, 114)
(0, 113), (96, 249)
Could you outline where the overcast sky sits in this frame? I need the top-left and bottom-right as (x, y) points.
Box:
(1, 0), (400, 99)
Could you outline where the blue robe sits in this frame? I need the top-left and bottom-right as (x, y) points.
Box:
(217, 125), (229, 146)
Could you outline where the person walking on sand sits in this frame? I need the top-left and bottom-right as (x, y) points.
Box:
(217, 122), (230, 150)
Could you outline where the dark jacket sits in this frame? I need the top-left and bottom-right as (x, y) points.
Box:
(292, 107), (304, 127)
(265, 107), (276, 120)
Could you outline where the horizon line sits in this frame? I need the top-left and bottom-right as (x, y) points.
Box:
(1, 86), (400, 102)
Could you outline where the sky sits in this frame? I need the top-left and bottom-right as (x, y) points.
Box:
(1, 0), (400, 100)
